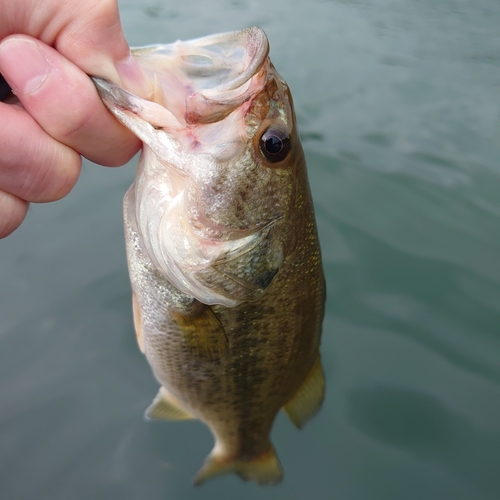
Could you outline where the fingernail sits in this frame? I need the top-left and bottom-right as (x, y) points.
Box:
(115, 53), (153, 98)
(0, 38), (50, 95)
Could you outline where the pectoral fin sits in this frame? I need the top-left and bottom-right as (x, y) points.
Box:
(171, 305), (228, 361)
(283, 354), (325, 429)
(132, 293), (145, 353)
(145, 387), (196, 421)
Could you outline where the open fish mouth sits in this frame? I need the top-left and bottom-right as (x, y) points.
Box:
(132, 27), (269, 125)
(93, 27), (269, 132)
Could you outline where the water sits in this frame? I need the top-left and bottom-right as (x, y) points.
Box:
(1, 1), (500, 498)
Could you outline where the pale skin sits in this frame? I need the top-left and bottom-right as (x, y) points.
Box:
(0, 0), (152, 238)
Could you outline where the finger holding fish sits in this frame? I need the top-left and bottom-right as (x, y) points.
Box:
(0, 0), (156, 238)
(0, 35), (143, 238)
(0, 97), (80, 203)
(0, 0), (150, 96)
(0, 35), (141, 167)
(0, 92), (83, 238)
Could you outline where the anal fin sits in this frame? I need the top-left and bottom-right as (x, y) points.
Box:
(283, 353), (325, 429)
(145, 387), (196, 421)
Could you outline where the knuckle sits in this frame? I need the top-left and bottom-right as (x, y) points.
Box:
(0, 191), (28, 238)
(48, 91), (95, 142)
(16, 140), (81, 203)
(0, 104), (81, 203)
(34, 147), (81, 202)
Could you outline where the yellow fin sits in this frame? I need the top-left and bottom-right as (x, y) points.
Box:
(132, 293), (145, 353)
(171, 305), (228, 361)
(145, 387), (196, 421)
(193, 446), (283, 486)
(283, 354), (325, 429)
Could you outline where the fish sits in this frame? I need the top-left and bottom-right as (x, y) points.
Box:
(93, 27), (326, 486)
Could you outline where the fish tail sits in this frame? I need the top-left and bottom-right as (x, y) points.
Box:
(193, 445), (283, 486)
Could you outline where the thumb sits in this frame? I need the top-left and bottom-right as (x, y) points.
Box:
(53, 0), (151, 97)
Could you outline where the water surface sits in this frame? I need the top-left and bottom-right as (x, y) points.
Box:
(1, 1), (500, 499)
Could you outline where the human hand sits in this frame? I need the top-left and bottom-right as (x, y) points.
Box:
(0, 0), (150, 238)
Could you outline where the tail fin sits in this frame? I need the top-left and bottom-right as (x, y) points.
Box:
(193, 446), (283, 486)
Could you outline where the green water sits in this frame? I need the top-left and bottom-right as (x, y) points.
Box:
(1, 1), (499, 498)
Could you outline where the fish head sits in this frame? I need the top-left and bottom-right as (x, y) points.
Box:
(94, 28), (304, 307)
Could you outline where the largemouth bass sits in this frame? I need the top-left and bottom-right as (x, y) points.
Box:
(93, 27), (325, 485)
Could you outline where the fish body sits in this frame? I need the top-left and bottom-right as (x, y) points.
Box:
(93, 27), (325, 485)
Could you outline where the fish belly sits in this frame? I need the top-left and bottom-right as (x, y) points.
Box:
(123, 182), (325, 483)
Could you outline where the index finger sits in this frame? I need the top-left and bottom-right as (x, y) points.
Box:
(53, 0), (151, 95)
(0, 36), (141, 167)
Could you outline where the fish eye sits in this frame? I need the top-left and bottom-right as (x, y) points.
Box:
(259, 127), (291, 163)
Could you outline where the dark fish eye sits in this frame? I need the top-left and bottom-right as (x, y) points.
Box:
(259, 127), (291, 163)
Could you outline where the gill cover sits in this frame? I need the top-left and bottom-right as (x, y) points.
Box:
(93, 28), (296, 307)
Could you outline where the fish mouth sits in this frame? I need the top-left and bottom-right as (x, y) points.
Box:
(93, 27), (270, 132)
(132, 27), (270, 125)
